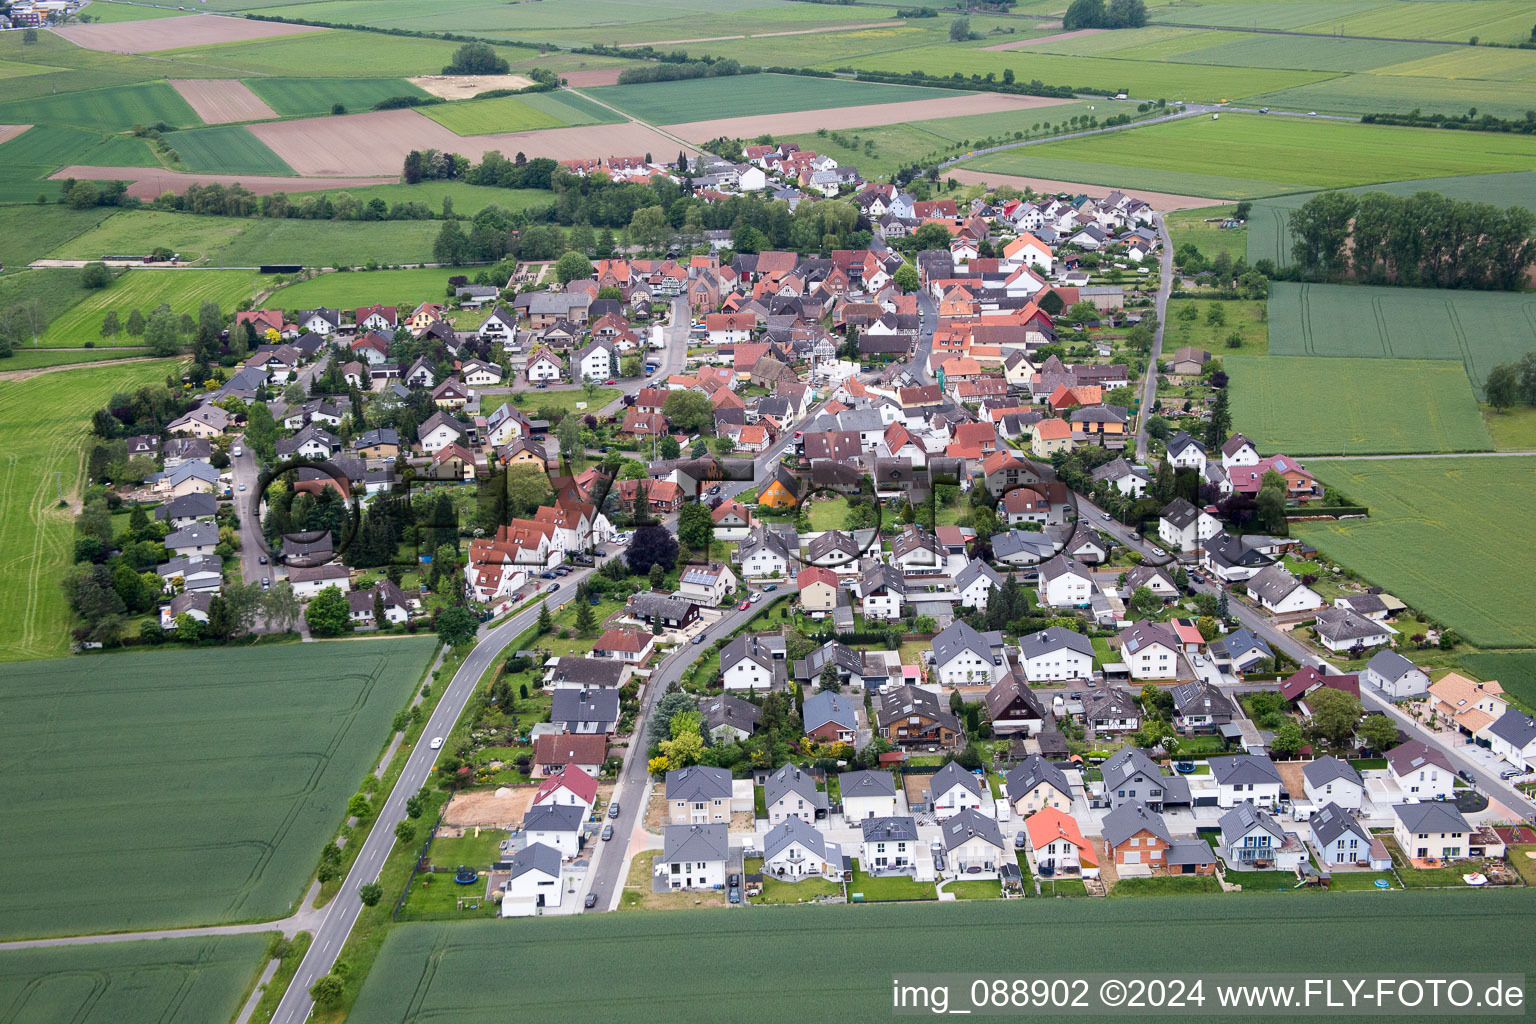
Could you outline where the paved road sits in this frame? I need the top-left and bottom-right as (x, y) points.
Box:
(1135, 214), (1173, 461)
(911, 289), (936, 385)
(1077, 495), (1536, 820)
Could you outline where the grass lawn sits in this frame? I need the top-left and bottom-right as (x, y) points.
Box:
(40, 268), (261, 347)
(1509, 846), (1536, 888)
(423, 94), (571, 135)
(1294, 457), (1536, 648)
(281, 181), (554, 219)
(1166, 204), (1246, 266)
(962, 113), (1536, 200)
(1111, 874), (1223, 897)
(620, 851), (726, 911)
(426, 829), (510, 869)
(0, 640), (437, 938)
(1326, 870), (1400, 891)
(1162, 299), (1268, 356)
(1226, 867), (1312, 894)
(806, 495), (851, 531)
(396, 871), (499, 922)
(1380, 838), (1478, 889)
(849, 862), (937, 901)
(754, 872), (843, 905)
(511, 388), (623, 423)
(1481, 405), (1536, 451)
(1038, 877), (1089, 897)
(267, 266), (468, 309)
(945, 879), (1002, 899)
(0, 204), (116, 272)
(1226, 355), (1492, 456)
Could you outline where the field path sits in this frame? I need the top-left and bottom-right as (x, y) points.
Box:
(0, 355), (167, 383)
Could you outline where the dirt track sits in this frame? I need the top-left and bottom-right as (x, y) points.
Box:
(170, 79), (276, 124)
(661, 92), (1071, 144)
(53, 13), (325, 54)
(983, 27), (1102, 50)
(249, 108), (685, 177)
(946, 168), (1219, 211)
(51, 164), (396, 200)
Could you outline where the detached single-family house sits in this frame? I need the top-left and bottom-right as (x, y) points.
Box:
(1245, 565), (1323, 616)
(521, 803), (584, 858)
(1101, 799), (1171, 868)
(1208, 627), (1274, 675)
(678, 562), (738, 607)
(1169, 680), (1236, 734)
(550, 688), (620, 735)
(531, 733), (608, 778)
(984, 669), (1046, 736)
(796, 565), (840, 614)
(1362, 649), (1431, 700)
(721, 633), (787, 692)
(656, 824), (728, 890)
(762, 816), (838, 879)
(840, 771), (899, 820)
(764, 763), (828, 825)
(1016, 626), (1095, 682)
(1005, 755), (1072, 816)
(1157, 498), (1222, 554)
(860, 816), (920, 874)
(1310, 802), (1389, 869)
(1386, 741), (1455, 803)
(932, 621), (1008, 687)
(702, 694), (760, 744)
(1218, 802), (1306, 870)
(1036, 555), (1093, 609)
(1100, 747), (1170, 810)
(667, 766), (733, 825)
(1211, 754), (1283, 809)
(1484, 710), (1536, 773)
(1302, 756), (1365, 811)
(1024, 807), (1098, 878)
(876, 685), (962, 749)
(531, 765), (599, 816)
(500, 843), (564, 913)
(1118, 620), (1180, 681)
(927, 761), (986, 819)
(941, 808), (1006, 876)
(1084, 688), (1141, 734)
(804, 689), (859, 746)
(1393, 802), (1471, 862)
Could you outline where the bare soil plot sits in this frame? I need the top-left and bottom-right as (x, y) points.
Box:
(53, 14), (325, 54)
(250, 108), (687, 177)
(984, 27), (1103, 50)
(617, 21), (895, 47)
(662, 92), (1071, 144)
(561, 68), (624, 88)
(444, 786), (537, 828)
(408, 74), (535, 100)
(0, 124), (30, 146)
(51, 163), (394, 199)
(947, 167), (1219, 210)
(170, 79), (276, 124)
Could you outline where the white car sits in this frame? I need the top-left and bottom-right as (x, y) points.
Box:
(237, 482), (246, 491)
(429, 736), (444, 750)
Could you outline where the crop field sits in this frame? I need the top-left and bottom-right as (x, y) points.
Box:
(672, 20), (959, 69)
(1374, 45), (1536, 82)
(1248, 72), (1536, 121)
(424, 95), (573, 136)
(0, 934), (268, 1023)
(1295, 457), (1536, 648)
(151, 28), (470, 77)
(1459, 652), (1536, 712)
(281, 180), (554, 218)
(0, 640), (436, 937)
(246, 76), (429, 117)
(1246, 172), (1536, 268)
(0, 361), (180, 663)
(1225, 355), (1493, 455)
(1266, 283), (1536, 395)
(964, 114), (1536, 200)
(0, 347), (154, 371)
(41, 269), (260, 348)
(0, 80), (200, 132)
(0, 204), (116, 273)
(586, 74), (954, 124)
(269, 266), (458, 309)
(1293, 0), (1536, 43)
(0, 268), (94, 343)
(0, 125), (155, 203)
(1148, 0), (1388, 32)
(164, 124), (296, 176)
(841, 46), (1331, 103)
(352, 892), (1536, 1023)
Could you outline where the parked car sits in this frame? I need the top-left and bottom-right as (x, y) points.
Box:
(728, 886), (741, 905)
(608, 801), (620, 819)
(258, 555), (268, 565)
(584, 893), (598, 909)
(237, 482), (247, 491)
(763, 584), (777, 592)
(728, 873), (740, 887)
(601, 824), (614, 841)
(554, 566), (572, 576)
(692, 633), (706, 645)
(708, 485), (721, 496)
(1500, 768), (1525, 780)
(1014, 832), (1027, 849)
(749, 593), (761, 604)
(604, 378), (617, 385)
(540, 571), (557, 579)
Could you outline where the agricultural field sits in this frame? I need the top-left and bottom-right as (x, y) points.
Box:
(0, 360), (180, 663)
(1246, 172), (1536, 268)
(0, 640), (436, 937)
(0, 204), (116, 275)
(422, 91), (617, 136)
(0, 347), (153, 371)
(0, 124), (159, 203)
(282, 180), (555, 218)
(0, 80), (199, 132)
(0, 268), (95, 344)
(1249, 72), (1536, 121)
(1225, 355), (1493, 455)
(1295, 457), (1536, 649)
(77, 0), (194, 20)
(1266, 283), (1536, 395)
(585, 74), (955, 124)
(1291, 0), (1536, 43)
(164, 124), (296, 176)
(40, 269), (261, 347)
(269, 266), (460, 309)
(0, 934), (269, 1023)
(1459, 652), (1536, 712)
(351, 893), (1536, 1023)
(962, 114), (1536, 200)
(246, 76), (429, 117)
(147, 28), (472, 77)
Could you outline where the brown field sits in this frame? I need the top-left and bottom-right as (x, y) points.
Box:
(407, 74), (536, 100)
(53, 14), (325, 54)
(947, 168), (1219, 210)
(984, 27), (1102, 50)
(617, 21), (894, 48)
(51, 163), (394, 199)
(170, 79), (277, 124)
(661, 92), (1071, 144)
(560, 68), (624, 88)
(249, 108), (688, 176)
(0, 124), (30, 146)
(444, 787), (536, 828)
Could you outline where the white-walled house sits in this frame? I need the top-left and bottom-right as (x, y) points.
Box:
(1245, 565), (1323, 615)
(761, 816), (838, 879)
(521, 803), (584, 858)
(1301, 756), (1365, 811)
(1210, 754), (1282, 809)
(1118, 620), (1180, 681)
(927, 761), (986, 819)
(1015, 626), (1094, 682)
(1036, 555), (1093, 608)
(1393, 802), (1471, 862)
(1386, 741), (1455, 803)
(656, 824), (728, 890)
(940, 808), (1006, 876)
(931, 621), (1007, 686)
(860, 816), (919, 874)
(1362, 649), (1431, 700)
(1310, 803), (1390, 869)
(1158, 498), (1222, 553)
(500, 843), (563, 914)
(840, 771), (899, 820)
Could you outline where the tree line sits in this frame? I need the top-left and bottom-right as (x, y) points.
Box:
(1288, 189), (1536, 289)
(1063, 0), (1148, 29)
(1483, 351), (1536, 412)
(616, 58), (752, 85)
(1362, 109), (1536, 135)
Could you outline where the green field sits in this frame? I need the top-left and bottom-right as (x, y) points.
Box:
(352, 892), (1536, 1022)
(0, 204), (116, 274)
(0, 361), (181, 663)
(1166, 204), (1246, 264)
(40, 269), (260, 347)
(1226, 355), (1493, 455)
(0, 640), (436, 937)
(1293, 0), (1536, 43)
(962, 114), (1536, 200)
(0, 934), (268, 1022)
(150, 29), (468, 77)
(165, 124), (296, 176)
(1295, 457), (1536, 648)
(1266, 283), (1536, 395)
(423, 89), (623, 136)
(586, 74), (955, 124)
(1249, 71), (1536, 121)
(246, 76), (428, 117)
(282, 180), (555, 218)
(1163, 298), (1268, 355)
(0, 123), (159, 203)
(1459, 652), (1536, 712)
(0, 80), (200, 132)
(0, 347), (153, 370)
(75, 0), (192, 19)
(1246, 172), (1536, 269)
(269, 266), (459, 309)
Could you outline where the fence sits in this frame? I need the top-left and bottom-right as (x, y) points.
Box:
(391, 783), (455, 922)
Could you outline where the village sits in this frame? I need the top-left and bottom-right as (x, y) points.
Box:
(67, 159), (1536, 923)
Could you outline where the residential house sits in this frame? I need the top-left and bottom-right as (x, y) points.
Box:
(857, 563), (906, 621)
(985, 669), (1046, 736)
(525, 347), (563, 383)
(667, 766), (733, 825)
(625, 592), (699, 631)
(1084, 688), (1142, 734)
(932, 620), (1008, 686)
(1118, 620), (1180, 680)
(1310, 802), (1390, 869)
(762, 816), (838, 879)
(592, 627), (654, 666)
(163, 522), (219, 558)
(417, 410), (467, 454)
(1211, 754), (1283, 809)
(1170, 680), (1236, 734)
(1426, 672), (1507, 739)
(521, 803), (584, 858)
(501, 843), (564, 913)
(764, 763), (828, 825)
(531, 765), (599, 816)
(1485, 710), (1536, 773)
(678, 562), (738, 606)
(1024, 807), (1098, 878)
(1314, 607), (1393, 654)
(797, 566), (840, 614)
(1164, 431), (1206, 471)
(721, 634), (787, 692)
(1158, 498), (1221, 554)
(876, 685), (962, 749)
(1030, 417), (1074, 459)
(166, 405), (229, 439)
(756, 465), (800, 510)
(1101, 799), (1171, 868)
(860, 816), (919, 874)
(1005, 755), (1072, 816)
(712, 499), (756, 541)
(1302, 756), (1365, 811)
(1218, 802), (1306, 870)
(575, 337), (618, 381)
(941, 808), (1006, 876)
(927, 761), (986, 819)
(550, 688), (620, 735)
(1100, 747), (1170, 810)
(804, 690), (859, 746)
(531, 733), (608, 778)
(1037, 555), (1093, 609)
(1386, 741), (1456, 802)
(1208, 628), (1274, 675)
(656, 824), (728, 890)
(737, 526), (794, 579)
(1393, 802), (1471, 862)
(1245, 565), (1323, 615)
(1122, 564), (1179, 602)
(840, 771), (899, 820)
(1015, 625), (1095, 682)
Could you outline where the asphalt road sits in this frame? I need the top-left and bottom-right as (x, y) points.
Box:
(1076, 495), (1536, 820)
(911, 289), (936, 385)
(1135, 214), (1173, 461)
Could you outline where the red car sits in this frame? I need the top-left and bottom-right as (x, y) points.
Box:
(604, 378), (617, 385)
(738, 600), (751, 610)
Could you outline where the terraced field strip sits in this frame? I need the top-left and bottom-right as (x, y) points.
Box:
(0, 360), (179, 662)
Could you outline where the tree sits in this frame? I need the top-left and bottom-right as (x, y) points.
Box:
(262, 581), (301, 633)
(910, 221), (951, 252)
(893, 263), (920, 292)
(143, 303), (182, 357)
(126, 309), (145, 337)
(628, 205), (672, 252)
(574, 599), (596, 636)
(433, 220), (470, 265)
(819, 663), (841, 694)
(677, 501), (714, 554)
(358, 882), (384, 906)
(661, 390), (713, 434)
(556, 413), (584, 467)
(1140, 682), (1174, 719)
(537, 599), (553, 634)
(1357, 714), (1399, 753)
(305, 585), (352, 637)
(1204, 387), (1231, 449)
(1256, 485), (1288, 536)
(66, 180), (99, 210)
(393, 820), (416, 845)
(1270, 720), (1304, 758)
(437, 605), (477, 648)
(443, 41), (509, 75)
(1128, 586), (1162, 617)
(555, 251), (594, 285)
(1289, 190), (1358, 278)
(1062, 0), (1105, 28)
(80, 262), (112, 289)
(1305, 687), (1363, 749)
(100, 310), (120, 338)
(658, 435), (681, 460)
(648, 562), (666, 590)
(949, 16), (970, 41)
(1485, 361), (1519, 412)
(309, 975), (345, 1007)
